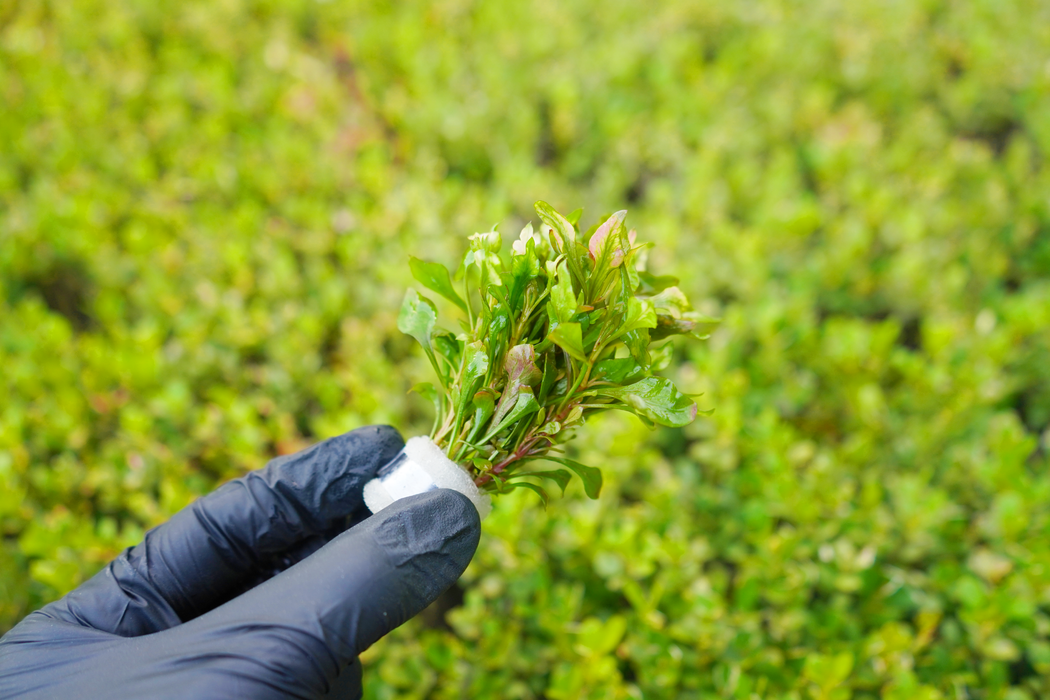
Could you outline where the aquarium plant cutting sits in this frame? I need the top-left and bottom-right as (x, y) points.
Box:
(363, 202), (708, 519)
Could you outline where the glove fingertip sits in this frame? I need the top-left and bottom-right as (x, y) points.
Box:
(370, 489), (481, 587)
(359, 425), (406, 465)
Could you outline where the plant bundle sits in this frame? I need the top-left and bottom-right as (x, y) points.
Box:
(398, 201), (709, 505)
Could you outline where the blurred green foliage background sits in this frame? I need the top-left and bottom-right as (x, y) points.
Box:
(3, 0), (1050, 697)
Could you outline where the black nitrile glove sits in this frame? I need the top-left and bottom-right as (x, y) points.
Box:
(0, 425), (481, 699)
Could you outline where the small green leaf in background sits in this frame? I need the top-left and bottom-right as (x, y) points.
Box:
(574, 615), (627, 657)
(802, 652), (854, 700)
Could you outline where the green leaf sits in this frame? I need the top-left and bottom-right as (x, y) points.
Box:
(467, 389), (496, 442)
(410, 382), (443, 434)
(484, 298), (513, 368)
(619, 297), (658, 335)
(447, 341), (491, 455)
(649, 342), (674, 372)
(582, 312), (606, 349)
(397, 288), (440, 374)
(592, 357), (644, 384)
(637, 271), (679, 295)
(397, 288), (437, 345)
(548, 322), (587, 362)
(510, 468), (572, 495)
(535, 456), (602, 499)
(549, 260), (577, 323)
(595, 377), (698, 427)
(463, 340), (490, 385)
(566, 208), (584, 227)
(536, 201), (588, 285)
(456, 341), (490, 416)
(538, 353), (558, 404)
(432, 330), (462, 384)
(409, 257), (467, 312)
(469, 230), (502, 254)
(410, 381), (440, 401)
(650, 312), (717, 340)
(621, 254), (641, 297)
(467, 233), (504, 290)
(508, 233), (541, 308)
(563, 405), (584, 426)
(621, 328), (650, 364)
(650, 315), (697, 340)
(649, 286), (691, 315)
(588, 210), (628, 265)
(575, 615), (627, 656)
(507, 480), (548, 508)
(534, 200), (576, 250)
(480, 389), (540, 443)
(538, 420), (562, 436)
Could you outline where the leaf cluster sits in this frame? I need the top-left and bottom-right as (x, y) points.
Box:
(399, 202), (709, 504)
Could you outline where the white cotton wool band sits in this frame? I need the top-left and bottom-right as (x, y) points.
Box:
(363, 436), (492, 520)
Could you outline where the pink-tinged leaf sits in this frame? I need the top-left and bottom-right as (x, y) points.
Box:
(588, 210), (628, 265)
(534, 201), (576, 253)
(504, 344), (541, 387)
(491, 344), (541, 429)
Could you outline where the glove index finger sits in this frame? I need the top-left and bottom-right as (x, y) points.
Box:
(49, 425), (404, 637)
(151, 425), (405, 619)
(158, 489), (481, 697)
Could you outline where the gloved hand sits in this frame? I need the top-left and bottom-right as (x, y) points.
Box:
(0, 425), (481, 700)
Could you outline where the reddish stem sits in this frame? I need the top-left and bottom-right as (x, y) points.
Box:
(471, 398), (584, 489)
(473, 438), (541, 487)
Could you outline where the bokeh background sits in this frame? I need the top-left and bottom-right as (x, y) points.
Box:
(3, 0), (1050, 697)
